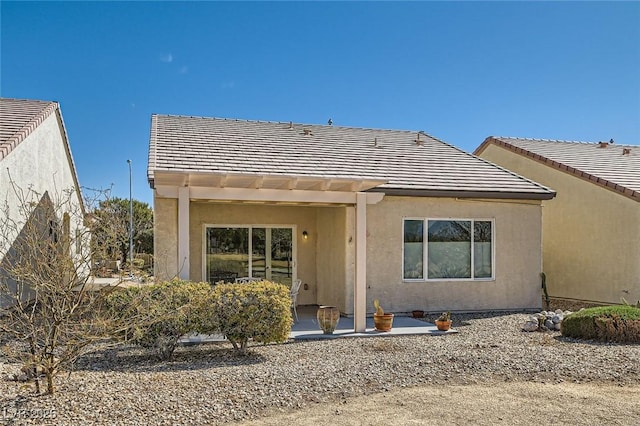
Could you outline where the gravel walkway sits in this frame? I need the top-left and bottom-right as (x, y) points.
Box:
(1, 311), (639, 425)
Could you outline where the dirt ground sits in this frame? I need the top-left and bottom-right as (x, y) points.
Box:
(240, 381), (640, 425)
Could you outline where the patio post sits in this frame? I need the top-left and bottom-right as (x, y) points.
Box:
(354, 192), (367, 332)
(177, 186), (190, 280)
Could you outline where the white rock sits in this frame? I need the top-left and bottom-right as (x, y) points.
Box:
(523, 321), (539, 332)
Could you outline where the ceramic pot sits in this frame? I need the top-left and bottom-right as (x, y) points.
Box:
(412, 310), (424, 319)
(317, 306), (340, 334)
(435, 319), (452, 331)
(373, 313), (394, 332)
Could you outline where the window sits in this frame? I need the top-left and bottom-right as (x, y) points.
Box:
(403, 219), (493, 280)
(204, 226), (294, 286)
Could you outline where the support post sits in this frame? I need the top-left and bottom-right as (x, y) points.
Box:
(177, 187), (190, 280)
(354, 192), (367, 332)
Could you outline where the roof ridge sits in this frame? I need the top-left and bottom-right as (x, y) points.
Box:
(152, 113), (428, 134)
(493, 136), (638, 147)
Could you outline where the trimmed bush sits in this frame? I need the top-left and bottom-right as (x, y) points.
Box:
(209, 280), (292, 353)
(561, 305), (640, 343)
(105, 279), (212, 360)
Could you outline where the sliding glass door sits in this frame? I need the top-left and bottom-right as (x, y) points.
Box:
(205, 226), (294, 286)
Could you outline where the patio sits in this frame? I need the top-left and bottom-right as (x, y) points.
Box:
(181, 305), (456, 345)
(291, 305), (457, 340)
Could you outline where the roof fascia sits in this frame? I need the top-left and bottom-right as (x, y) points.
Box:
(147, 114), (158, 188)
(368, 187), (556, 201)
(54, 106), (86, 215)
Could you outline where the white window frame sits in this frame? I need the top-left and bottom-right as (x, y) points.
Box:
(202, 224), (297, 283)
(402, 217), (495, 282)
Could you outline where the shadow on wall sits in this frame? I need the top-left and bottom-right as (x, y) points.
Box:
(0, 192), (57, 308)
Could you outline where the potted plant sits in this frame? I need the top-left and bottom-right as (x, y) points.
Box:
(435, 311), (452, 331)
(373, 299), (394, 332)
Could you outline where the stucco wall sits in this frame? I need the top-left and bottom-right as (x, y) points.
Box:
(316, 207), (348, 311)
(366, 196), (544, 313)
(1, 113), (82, 256)
(479, 144), (640, 304)
(187, 202), (318, 305)
(0, 113), (85, 306)
(153, 197), (178, 281)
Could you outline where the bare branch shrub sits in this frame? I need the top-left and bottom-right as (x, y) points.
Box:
(0, 179), (133, 394)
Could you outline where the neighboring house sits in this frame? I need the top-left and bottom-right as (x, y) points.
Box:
(0, 98), (85, 306)
(147, 115), (555, 331)
(475, 137), (640, 306)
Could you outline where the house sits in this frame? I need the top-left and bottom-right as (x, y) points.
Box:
(0, 98), (85, 306)
(147, 115), (555, 331)
(474, 137), (640, 306)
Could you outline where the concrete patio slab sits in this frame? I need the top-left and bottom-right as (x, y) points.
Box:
(291, 307), (457, 340)
(181, 306), (457, 345)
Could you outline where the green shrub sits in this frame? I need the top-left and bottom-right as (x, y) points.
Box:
(209, 280), (292, 353)
(105, 279), (212, 360)
(561, 305), (640, 343)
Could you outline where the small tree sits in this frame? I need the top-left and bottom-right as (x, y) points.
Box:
(92, 197), (153, 263)
(0, 180), (132, 394)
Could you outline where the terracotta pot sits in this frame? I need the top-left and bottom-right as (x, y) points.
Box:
(317, 306), (340, 334)
(412, 310), (424, 319)
(435, 319), (452, 331)
(373, 313), (394, 332)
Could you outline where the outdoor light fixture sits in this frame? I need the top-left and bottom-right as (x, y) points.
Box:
(302, 231), (308, 240)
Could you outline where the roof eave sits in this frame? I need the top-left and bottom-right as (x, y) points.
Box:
(368, 187), (557, 201)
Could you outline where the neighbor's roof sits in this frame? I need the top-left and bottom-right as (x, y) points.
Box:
(0, 97), (84, 210)
(0, 98), (60, 161)
(148, 114), (555, 200)
(475, 137), (640, 202)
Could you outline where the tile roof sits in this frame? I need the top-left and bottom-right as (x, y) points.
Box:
(148, 115), (555, 199)
(0, 98), (59, 161)
(475, 137), (640, 202)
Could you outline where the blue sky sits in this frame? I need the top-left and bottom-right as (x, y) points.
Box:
(2, 1), (639, 206)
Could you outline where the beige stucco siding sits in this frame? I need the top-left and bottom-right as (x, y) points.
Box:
(366, 196), (544, 313)
(153, 192), (544, 313)
(153, 198), (354, 309)
(153, 197), (179, 281)
(479, 144), (640, 304)
(188, 202), (319, 306)
(316, 207), (349, 311)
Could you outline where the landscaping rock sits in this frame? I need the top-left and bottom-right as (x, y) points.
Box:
(522, 310), (572, 332)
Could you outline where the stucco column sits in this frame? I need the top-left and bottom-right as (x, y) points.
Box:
(177, 187), (190, 280)
(354, 192), (367, 332)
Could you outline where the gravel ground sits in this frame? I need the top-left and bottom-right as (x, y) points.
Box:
(1, 311), (639, 425)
